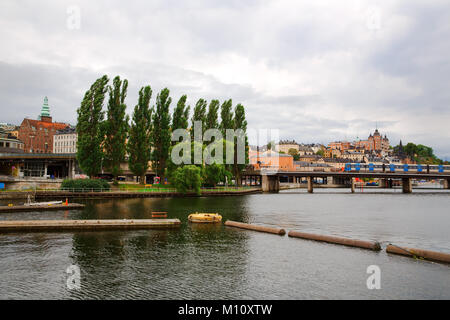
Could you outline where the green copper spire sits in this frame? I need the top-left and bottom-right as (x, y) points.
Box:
(40, 96), (50, 117)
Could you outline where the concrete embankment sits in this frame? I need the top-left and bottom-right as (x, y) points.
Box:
(386, 244), (450, 264)
(34, 189), (262, 200)
(0, 203), (84, 213)
(0, 219), (181, 233)
(224, 220), (286, 235)
(288, 230), (381, 251)
(0, 192), (35, 200)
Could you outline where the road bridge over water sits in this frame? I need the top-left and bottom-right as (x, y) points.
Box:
(243, 164), (450, 193)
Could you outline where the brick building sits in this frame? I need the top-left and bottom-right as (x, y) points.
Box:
(354, 129), (389, 153)
(18, 97), (69, 153)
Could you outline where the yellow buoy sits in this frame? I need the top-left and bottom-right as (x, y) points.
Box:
(188, 213), (222, 223)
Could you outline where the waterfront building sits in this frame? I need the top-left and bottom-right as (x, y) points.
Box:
(53, 127), (77, 154)
(18, 97), (69, 153)
(0, 127), (24, 153)
(250, 150), (295, 171)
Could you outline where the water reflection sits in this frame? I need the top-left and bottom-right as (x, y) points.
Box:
(0, 192), (449, 299)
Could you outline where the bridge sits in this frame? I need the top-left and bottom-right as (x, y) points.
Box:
(243, 163), (450, 193)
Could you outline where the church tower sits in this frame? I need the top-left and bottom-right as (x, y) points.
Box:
(39, 96), (52, 123)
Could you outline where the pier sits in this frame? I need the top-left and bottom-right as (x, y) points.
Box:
(0, 203), (85, 213)
(0, 219), (181, 232)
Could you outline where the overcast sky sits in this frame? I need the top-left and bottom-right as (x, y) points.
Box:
(0, 0), (449, 159)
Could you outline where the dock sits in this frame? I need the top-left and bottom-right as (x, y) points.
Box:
(0, 219), (181, 232)
(0, 203), (85, 213)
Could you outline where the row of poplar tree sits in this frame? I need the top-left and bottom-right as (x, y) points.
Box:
(76, 75), (248, 189)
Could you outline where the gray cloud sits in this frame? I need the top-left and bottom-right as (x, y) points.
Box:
(0, 0), (449, 160)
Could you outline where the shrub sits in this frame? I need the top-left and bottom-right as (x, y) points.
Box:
(172, 165), (202, 194)
(61, 179), (110, 191)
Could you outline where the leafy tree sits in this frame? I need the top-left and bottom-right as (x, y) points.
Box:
(203, 163), (231, 187)
(172, 165), (202, 194)
(191, 98), (207, 138)
(172, 95), (190, 131)
(219, 99), (233, 136)
(104, 76), (129, 184)
(127, 85), (153, 184)
(152, 88), (172, 182)
(76, 75), (109, 178)
(205, 99), (220, 131)
(288, 148), (300, 161)
(316, 149), (324, 157)
(233, 103), (248, 186)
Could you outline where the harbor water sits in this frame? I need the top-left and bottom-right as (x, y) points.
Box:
(0, 188), (449, 299)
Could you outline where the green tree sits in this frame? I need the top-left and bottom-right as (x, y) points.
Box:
(191, 98), (207, 138)
(104, 76), (129, 184)
(203, 163), (231, 187)
(152, 88), (172, 182)
(76, 75), (109, 178)
(219, 99), (233, 136)
(288, 148), (300, 161)
(172, 95), (190, 131)
(127, 85), (153, 185)
(172, 165), (202, 194)
(233, 103), (248, 186)
(205, 99), (220, 131)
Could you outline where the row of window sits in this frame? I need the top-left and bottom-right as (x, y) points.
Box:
(0, 141), (24, 149)
(54, 134), (77, 140)
(55, 141), (76, 147)
(54, 147), (77, 153)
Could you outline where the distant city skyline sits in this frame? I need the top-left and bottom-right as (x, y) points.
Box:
(0, 1), (449, 160)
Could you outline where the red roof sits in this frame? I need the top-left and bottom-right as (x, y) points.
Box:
(21, 118), (68, 130)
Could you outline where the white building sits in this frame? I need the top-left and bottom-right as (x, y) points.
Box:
(53, 127), (77, 154)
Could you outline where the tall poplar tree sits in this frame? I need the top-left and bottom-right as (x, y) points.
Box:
(219, 99), (233, 136)
(172, 95), (190, 145)
(127, 85), (153, 184)
(152, 88), (172, 182)
(191, 98), (207, 138)
(233, 103), (248, 186)
(104, 76), (129, 184)
(76, 75), (109, 178)
(205, 99), (220, 131)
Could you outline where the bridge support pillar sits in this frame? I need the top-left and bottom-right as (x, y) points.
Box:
(444, 179), (450, 189)
(262, 175), (279, 193)
(307, 177), (313, 193)
(351, 178), (355, 193)
(402, 178), (412, 193)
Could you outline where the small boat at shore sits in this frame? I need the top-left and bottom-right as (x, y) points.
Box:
(24, 201), (63, 206)
(188, 213), (222, 223)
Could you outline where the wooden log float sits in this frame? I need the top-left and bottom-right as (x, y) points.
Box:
(288, 230), (381, 251)
(386, 244), (450, 264)
(225, 220), (286, 235)
(0, 203), (85, 213)
(0, 219), (181, 233)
